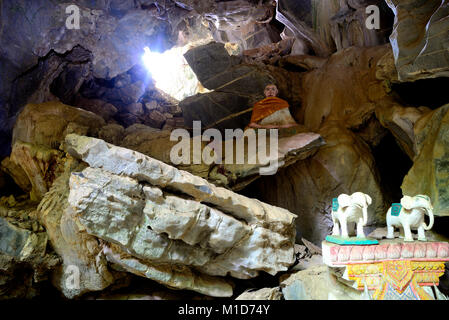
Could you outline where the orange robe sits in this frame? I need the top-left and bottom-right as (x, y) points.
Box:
(250, 97), (290, 124)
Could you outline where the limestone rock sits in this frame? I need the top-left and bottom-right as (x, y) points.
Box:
(64, 134), (297, 296)
(144, 110), (166, 129)
(276, 0), (331, 57)
(248, 123), (386, 245)
(37, 157), (116, 298)
(144, 101), (162, 113)
(0, 217), (47, 261)
(8, 141), (65, 201)
(1, 157), (32, 194)
(12, 101), (105, 149)
(386, 0), (449, 82)
(300, 45), (393, 132)
(376, 103), (431, 159)
(181, 42), (303, 131)
(98, 124), (125, 146)
(402, 104), (449, 216)
(116, 113), (142, 127)
(183, 42), (242, 90)
(235, 287), (283, 300)
(74, 98), (118, 121)
(280, 265), (364, 300)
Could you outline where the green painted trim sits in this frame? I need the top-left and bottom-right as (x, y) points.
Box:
(325, 235), (379, 245)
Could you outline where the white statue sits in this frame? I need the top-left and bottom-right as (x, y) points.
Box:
(331, 192), (372, 238)
(386, 195), (434, 242)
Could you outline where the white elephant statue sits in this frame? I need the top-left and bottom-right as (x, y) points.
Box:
(331, 192), (372, 238)
(386, 195), (434, 242)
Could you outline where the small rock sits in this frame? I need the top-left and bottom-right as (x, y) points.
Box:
(116, 113), (142, 127)
(126, 103), (144, 116)
(99, 124), (125, 146)
(7, 195), (16, 207)
(144, 110), (166, 129)
(144, 101), (160, 112)
(168, 104), (182, 116)
(301, 238), (322, 255)
(163, 112), (173, 119)
(235, 287), (282, 300)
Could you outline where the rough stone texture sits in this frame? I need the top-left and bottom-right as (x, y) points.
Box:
(7, 141), (64, 201)
(64, 134), (297, 296)
(280, 265), (364, 300)
(98, 124), (125, 146)
(214, 131), (325, 191)
(402, 104), (449, 217)
(73, 98), (118, 121)
(183, 42), (243, 90)
(0, 217), (47, 260)
(376, 102), (431, 159)
(36, 156), (117, 298)
(144, 110), (166, 129)
(276, 0), (391, 57)
(386, 0), (449, 82)
(276, 0), (331, 57)
(12, 101), (105, 149)
(181, 42), (303, 131)
(119, 123), (324, 191)
(0, 157), (32, 194)
(299, 45), (393, 132)
(235, 287), (283, 300)
(0, 200), (60, 299)
(247, 123), (386, 245)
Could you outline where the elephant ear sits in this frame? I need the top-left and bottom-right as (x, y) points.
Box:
(338, 194), (352, 208)
(365, 194), (372, 206)
(401, 195), (414, 210)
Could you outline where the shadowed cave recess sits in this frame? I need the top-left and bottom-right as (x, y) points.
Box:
(1, 0), (449, 301)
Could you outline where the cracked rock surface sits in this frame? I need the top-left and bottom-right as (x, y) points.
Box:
(64, 134), (297, 297)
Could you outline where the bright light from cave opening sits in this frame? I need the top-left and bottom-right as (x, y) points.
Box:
(142, 45), (206, 101)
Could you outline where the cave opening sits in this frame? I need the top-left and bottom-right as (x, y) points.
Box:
(371, 131), (413, 205)
(390, 77), (449, 110)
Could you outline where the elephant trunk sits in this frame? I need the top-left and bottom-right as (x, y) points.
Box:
(363, 206), (368, 226)
(424, 207), (434, 231)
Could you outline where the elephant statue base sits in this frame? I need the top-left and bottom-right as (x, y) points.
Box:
(322, 240), (449, 300)
(325, 234), (378, 245)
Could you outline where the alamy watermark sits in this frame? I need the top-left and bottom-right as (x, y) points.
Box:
(64, 265), (80, 290)
(170, 121), (282, 175)
(65, 4), (80, 30)
(365, 5), (380, 30)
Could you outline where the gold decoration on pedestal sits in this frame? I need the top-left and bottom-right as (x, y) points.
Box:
(347, 261), (446, 300)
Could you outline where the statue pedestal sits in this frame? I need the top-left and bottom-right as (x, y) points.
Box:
(322, 240), (449, 300)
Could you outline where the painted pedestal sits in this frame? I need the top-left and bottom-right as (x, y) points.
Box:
(322, 240), (449, 300)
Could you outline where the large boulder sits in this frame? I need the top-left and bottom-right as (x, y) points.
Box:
(12, 101), (105, 149)
(3, 101), (105, 199)
(61, 133), (298, 297)
(36, 156), (117, 299)
(402, 104), (449, 216)
(386, 0), (449, 82)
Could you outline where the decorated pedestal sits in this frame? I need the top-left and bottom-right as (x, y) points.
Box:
(322, 240), (449, 300)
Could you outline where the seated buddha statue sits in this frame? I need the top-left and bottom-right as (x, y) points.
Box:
(248, 84), (298, 129)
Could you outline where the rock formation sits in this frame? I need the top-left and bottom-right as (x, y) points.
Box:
(0, 0), (449, 301)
